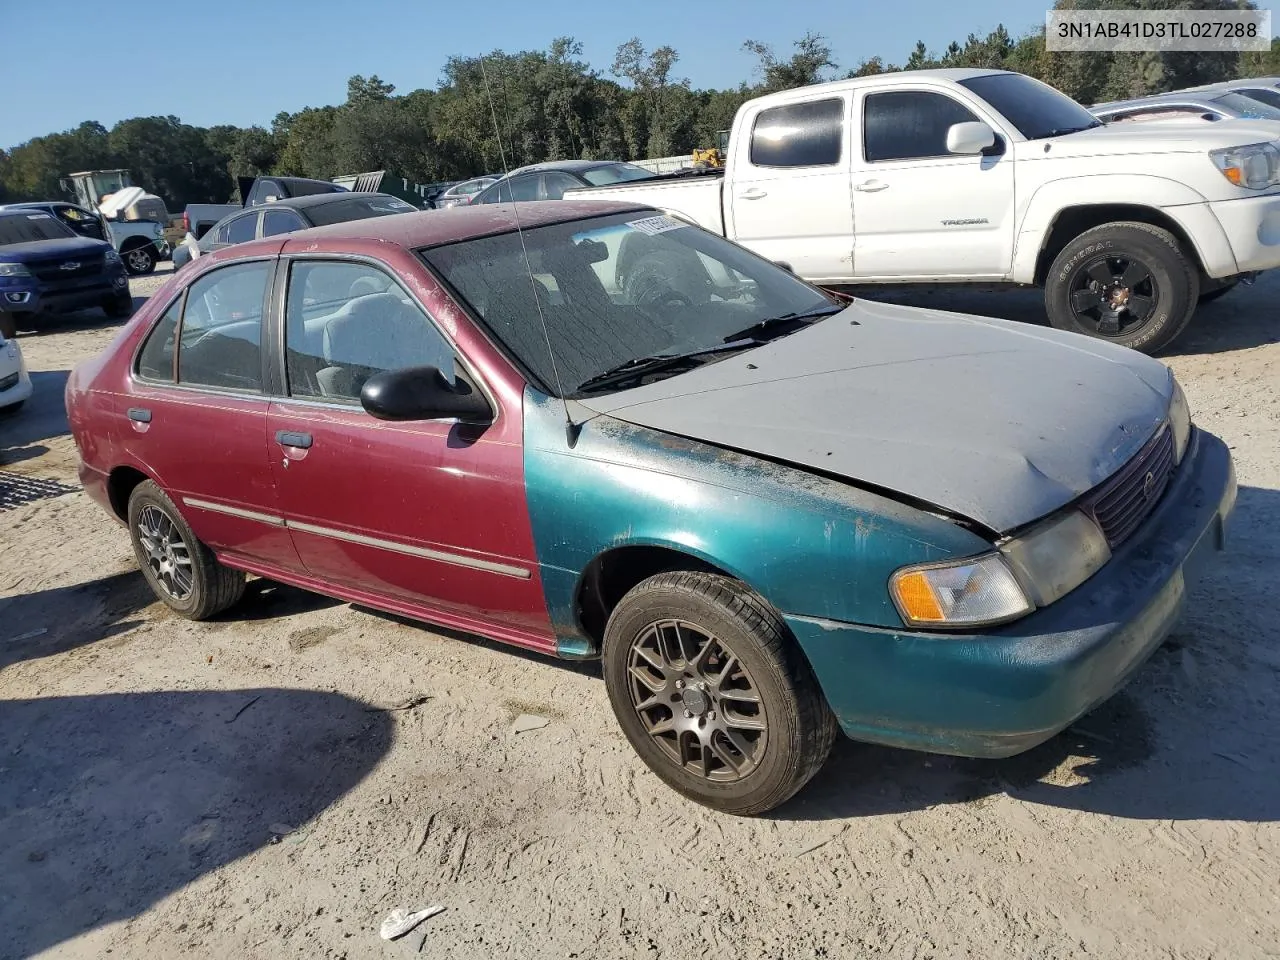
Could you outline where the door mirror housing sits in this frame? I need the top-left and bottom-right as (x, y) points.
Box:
(360, 366), (492, 423)
(946, 121), (997, 155)
(774, 260), (795, 273)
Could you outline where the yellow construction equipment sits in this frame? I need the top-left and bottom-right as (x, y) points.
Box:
(692, 130), (730, 170)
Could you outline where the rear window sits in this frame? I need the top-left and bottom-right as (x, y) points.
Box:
(579, 164), (656, 186)
(1212, 91), (1280, 120)
(0, 212), (76, 246)
(304, 196), (418, 226)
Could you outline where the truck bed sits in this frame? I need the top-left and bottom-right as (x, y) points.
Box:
(565, 170), (725, 234)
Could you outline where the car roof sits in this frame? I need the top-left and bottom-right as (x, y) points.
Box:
(507, 159), (637, 176)
(220, 200), (652, 261)
(1091, 92), (1226, 112)
(743, 67), (1006, 108)
(261, 191), (398, 211)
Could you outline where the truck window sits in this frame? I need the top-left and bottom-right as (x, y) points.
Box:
(863, 91), (980, 162)
(749, 99), (844, 168)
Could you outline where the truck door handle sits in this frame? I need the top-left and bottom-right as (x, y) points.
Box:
(854, 180), (889, 193)
(127, 407), (152, 423)
(738, 188), (768, 200)
(275, 430), (313, 449)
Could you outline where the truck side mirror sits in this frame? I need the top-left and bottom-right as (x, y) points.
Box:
(946, 121), (997, 156)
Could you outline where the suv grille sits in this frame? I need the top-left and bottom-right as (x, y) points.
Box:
(1081, 426), (1175, 548)
(28, 253), (106, 282)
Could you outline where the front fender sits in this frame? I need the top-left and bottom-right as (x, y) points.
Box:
(1011, 175), (1236, 282)
(521, 390), (990, 652)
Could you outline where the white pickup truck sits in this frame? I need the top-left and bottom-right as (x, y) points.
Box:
(567, 68), (1280, 353)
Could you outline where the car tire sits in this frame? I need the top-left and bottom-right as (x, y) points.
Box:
(0, 313), (16, 340)
(1198, 278), (1240, 304)
(1044, 222), (1199, 355)
(127, 480), (245, 620)
(102, 292), (134, 319)
(602, 571), (837, 815)
(0, 400), (24, 416)
(122, 243), (157, 275)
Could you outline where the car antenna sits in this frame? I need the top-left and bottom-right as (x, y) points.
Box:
(479, 58), (581, 447)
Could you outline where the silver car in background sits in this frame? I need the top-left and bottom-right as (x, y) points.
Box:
(1091, 87), (1280, 126)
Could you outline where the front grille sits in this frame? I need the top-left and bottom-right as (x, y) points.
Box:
(1082, 426), (1175, 548)
(0, 372), (18, 391)
(28, 253), (106, 282)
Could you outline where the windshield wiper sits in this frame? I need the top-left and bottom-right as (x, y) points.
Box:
(575, 340), (758, 394)
(1042, 120), (1104, 138)
(722, 305), (843, 344)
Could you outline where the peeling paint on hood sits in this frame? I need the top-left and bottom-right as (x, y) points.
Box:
(577, 299), (1174, 534)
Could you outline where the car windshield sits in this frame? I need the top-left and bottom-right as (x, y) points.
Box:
(422, 211), (839, 397)
(0, 212), (77, 246)
(1233, 87), (1280, 110)
(959, 73), (1102, 140)
(304, 195), (418, 226)
(1213, 91), (1280, 120)
(580, 163), (657, 186)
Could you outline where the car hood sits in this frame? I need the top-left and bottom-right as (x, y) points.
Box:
(1044, 117), (1280, 157)
(0, 235), (113, 262)
(576, 300), (1173, 534)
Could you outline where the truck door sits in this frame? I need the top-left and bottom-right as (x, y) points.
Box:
(849, 86), (1015, 280)
(724, 94), (854, 282)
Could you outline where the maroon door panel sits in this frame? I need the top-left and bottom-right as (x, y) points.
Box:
(266, 400), (552, 639)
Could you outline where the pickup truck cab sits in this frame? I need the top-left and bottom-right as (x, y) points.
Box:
(567, 69), (1280, 354)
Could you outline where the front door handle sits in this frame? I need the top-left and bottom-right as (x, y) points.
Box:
(738, 188), (768, 200)
(275, 430), (313, 449)
(854, 180), (889, 193)
(127, 407), (152, 423)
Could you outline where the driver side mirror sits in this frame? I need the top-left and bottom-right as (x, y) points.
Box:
(946, 121), (997, 155)
(360, 366), (492, 423)
(774, 261), (795, 273)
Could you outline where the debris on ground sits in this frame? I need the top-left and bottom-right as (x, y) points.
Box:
(224, 695), (261, 724)
(379, 904), (445, 940)
(5, 627), (47, 643)
(363, 694), (431, 713)
(511, 714), (550, 733)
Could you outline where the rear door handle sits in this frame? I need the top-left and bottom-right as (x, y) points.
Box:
(127, 407), (152, 423)
(275, 430), (313, 449)
(854, 180), (889, 193)
(738, 188), (768, 200)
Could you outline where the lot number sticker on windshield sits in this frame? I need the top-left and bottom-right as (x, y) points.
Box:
(629, 215), (684, 236)
(27, 214), (52, 220)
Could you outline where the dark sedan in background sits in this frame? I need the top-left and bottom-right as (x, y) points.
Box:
(469, 161), (656, 204)
(172, 192), (418, 268)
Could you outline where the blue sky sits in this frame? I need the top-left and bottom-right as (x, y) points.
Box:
(2, 0), (1271, 149)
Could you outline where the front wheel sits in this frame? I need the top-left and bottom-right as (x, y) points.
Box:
(122, 243), (157, 275)
(102, 292), (134, 319)
(0, 313), (16, 340)
(602, 571), (837, 815)
(1044, 222), (1198, 354)
(128, 480), (245, 619)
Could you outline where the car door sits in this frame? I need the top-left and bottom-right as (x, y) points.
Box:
(724, 94), (855, 281)
(849, 87), (1016, 280)
(125, 258), (299, 570)
(264, 256), (551, 638)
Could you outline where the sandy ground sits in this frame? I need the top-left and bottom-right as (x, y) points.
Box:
(1, 264), (1277, 960)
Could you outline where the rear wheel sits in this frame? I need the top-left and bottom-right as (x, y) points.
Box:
(602, 571), (837, 815)
(122, 243), (157, 275)
(127, 480), (245, 619)
(1045, 222), (1198, 354)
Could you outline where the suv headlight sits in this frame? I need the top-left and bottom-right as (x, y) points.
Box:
(891, 509), (1113, 629)
(104, 247), (122, 264)
(0, 262), (32, 278)
(1209, 141), (1280, 189)
(1168, 374), (1191, 465)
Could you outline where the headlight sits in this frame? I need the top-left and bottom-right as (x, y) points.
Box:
(890, 554), (1032, 628)
(1168, 375), (1191, 465)
(999, 510), (1111, 608)
(0, 262), (31, 278)
(1209, 141), (1280, 190)
(104, 247), (122, 264)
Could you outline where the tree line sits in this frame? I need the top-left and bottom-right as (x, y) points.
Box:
(2, 1), (1277, 211)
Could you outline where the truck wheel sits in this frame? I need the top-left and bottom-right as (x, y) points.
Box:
(602, 571), (837, 815)
(128, 480), (246, 619)
(1045, 222), (1198, 354)
(102, 292), (134, 319)
(0, 313), (16, 340)
(122, 243), (157, 275)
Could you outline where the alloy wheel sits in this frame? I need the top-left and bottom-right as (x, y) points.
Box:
(136, 505), (194, 601)
(1068, 254), (1159, 338)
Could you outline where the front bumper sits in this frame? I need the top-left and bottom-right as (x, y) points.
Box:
(787, 428), (1236, 758)
(0, 339), (32, 408)
(1208, 193), (1280, 274)
(0, 269), (128, 315)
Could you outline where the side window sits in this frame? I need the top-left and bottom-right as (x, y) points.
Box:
(284, 260), (455, 403)
(749, 98), (844, 168)
(540, 172), (582, 200)
(211, 220), (232, 244)
(136, 297), (182, 382)
(176, 261), (270, 392)
(262, 209), (302, 237)
(508, 175), (540, 202)
(227, 213), (258, 244)
(863, 91), (981, 162)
